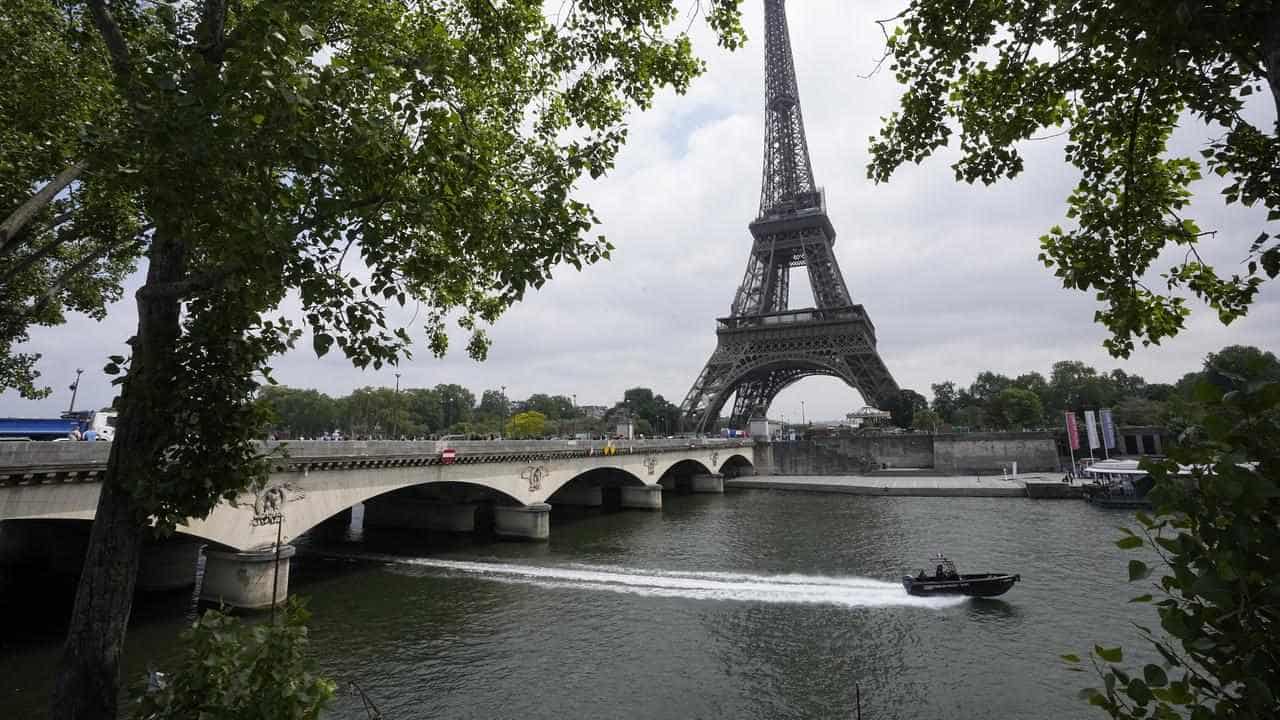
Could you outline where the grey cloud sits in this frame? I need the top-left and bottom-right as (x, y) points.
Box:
(3, 0), (1276, 424)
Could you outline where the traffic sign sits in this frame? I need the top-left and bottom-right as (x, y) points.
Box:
(440, 447), (457, 464)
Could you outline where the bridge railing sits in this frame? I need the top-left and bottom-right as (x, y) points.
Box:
(0, 437), (755, 483)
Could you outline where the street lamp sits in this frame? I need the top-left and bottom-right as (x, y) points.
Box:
(67, 368), (84, 414)
(393, 373), (401, 439)
(500, 385), (507, 437)
(801, 400), (806, 425)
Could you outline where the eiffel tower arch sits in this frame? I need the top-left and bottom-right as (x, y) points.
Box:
(680, 0), (899, 432)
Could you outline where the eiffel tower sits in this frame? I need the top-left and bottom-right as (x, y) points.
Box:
(680, 0), (899, 432)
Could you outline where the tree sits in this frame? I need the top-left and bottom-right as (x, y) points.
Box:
(993, 387), (1044, 430)
(1111, 397), (1167, 428)
(435, 384), (476, 431)
(6, 2), (747, 717)
(1068, 375), (1280, 718)
(0, 0), (139, 400)
(505, 410), (546, 439)
(525, 393), (575, 421)
(1202, 344), (1280, 391)
(951, 404), (985, 430)
(871, 1), (1280, 357)
(1046, 361), (1113, 418)
(930, 381), (960, 422)
(911, 407), (941, 433)
(1012, 371), (1049, 399)
(967, 371), (1013, 406)
(475, 389), (509, 425)
(886, 388), (927, 428)
(403, 387), (443, 435)
(131, 599), (333, 720)
(257, 386), (338, 438)
(340, 387), (412, 438)
(608, 387), (681, 433)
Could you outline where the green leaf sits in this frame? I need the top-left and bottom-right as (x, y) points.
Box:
(312, 333), (333, 357)
(1129, 594), (1153, 603)
(1095, 645), (1123, 663)
(1143, 664), (1168, 687)
(1129, 560), (1151, 581)
(1061, 653), (1081, 663)
(1116, 535), (1144, 550)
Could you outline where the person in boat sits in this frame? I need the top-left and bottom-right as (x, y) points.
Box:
(935, 564), (945, 579)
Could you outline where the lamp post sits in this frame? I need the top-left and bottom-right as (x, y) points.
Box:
(572, 393), (578, 440)
(392, 373), (401, 439)
(500, 385), (507, 438)
(67, 368), (84, 414)
(801, 400), (806, 426)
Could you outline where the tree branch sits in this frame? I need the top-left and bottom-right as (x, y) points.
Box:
(87, 0), (133, 79)
(0, 228), (87, 287)
(136, 263), (236, 300)
(26, 237), (145, 319)
(0, 160), (87, 255)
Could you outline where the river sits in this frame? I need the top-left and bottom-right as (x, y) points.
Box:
(2, 487), (1153, 719)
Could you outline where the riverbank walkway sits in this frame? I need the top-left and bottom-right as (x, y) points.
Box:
(726, 473), (1061, 498)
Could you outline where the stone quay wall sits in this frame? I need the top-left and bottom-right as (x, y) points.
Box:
(772, 432), (1058, 475)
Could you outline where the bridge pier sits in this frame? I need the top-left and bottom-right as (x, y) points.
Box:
(494, 503), (550, 541)
(691, 473), (725, 494)
(200, 545), (295, 610)
(752, 441), (774, 476)
(620, 485), (663, 510)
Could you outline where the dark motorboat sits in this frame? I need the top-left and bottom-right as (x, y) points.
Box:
(902, 554), (1020, 598)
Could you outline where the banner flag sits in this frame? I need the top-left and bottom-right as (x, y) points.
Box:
(1100, 409), (1116, 450)
(1065, 412), (1080, 450)
(1084, 410), (1100, 450)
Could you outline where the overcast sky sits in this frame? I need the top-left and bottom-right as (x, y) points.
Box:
(4, 0), (1277, 423)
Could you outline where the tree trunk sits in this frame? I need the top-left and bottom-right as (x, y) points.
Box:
(50, 231), (186, 720)
(1264, 4), (1280, 131)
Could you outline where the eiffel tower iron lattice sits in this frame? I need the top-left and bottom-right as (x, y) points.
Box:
(679, 0), (899, 432)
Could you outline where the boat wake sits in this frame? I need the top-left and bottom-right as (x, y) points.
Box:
(316, 552), (967, 609)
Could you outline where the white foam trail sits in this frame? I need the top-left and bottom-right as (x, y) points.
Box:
(321, 552), (965, 609)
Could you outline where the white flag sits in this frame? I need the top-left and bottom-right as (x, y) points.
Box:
(1084, 410), (1100, 450)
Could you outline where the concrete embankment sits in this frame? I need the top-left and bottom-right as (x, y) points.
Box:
(726, 474), (1059, 498)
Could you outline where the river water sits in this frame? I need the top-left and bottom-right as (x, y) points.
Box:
(2, 488), (1154, 719)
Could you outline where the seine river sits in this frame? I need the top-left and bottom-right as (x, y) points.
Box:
(1, 488), (1153, 719)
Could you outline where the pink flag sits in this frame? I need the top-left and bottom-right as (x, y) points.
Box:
(1065, 412), (1080, 450)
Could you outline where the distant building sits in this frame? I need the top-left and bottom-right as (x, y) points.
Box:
(615, 415), (635, 440)
(846, 406), (891, 429)
(579, 405), (608, 419)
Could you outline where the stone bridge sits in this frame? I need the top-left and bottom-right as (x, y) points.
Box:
(0, 438), (763, 609)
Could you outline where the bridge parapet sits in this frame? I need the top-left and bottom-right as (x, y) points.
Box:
(0, 438), (753, 486)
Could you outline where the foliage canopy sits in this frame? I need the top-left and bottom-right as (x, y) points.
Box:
(131, 600), (334, 720)
(871, 0), (1280, 357)
(1068, 359), (1280, 718)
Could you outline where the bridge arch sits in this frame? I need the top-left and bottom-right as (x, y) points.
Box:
(656, 459), (714, 492)
(717, 453), (754, 477)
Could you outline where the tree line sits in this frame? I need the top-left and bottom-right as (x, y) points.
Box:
(257, 384), (684, 440)
(880, 345), (1280, 433)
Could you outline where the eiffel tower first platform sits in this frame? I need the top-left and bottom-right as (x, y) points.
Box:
(680, 0), (899, 432)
